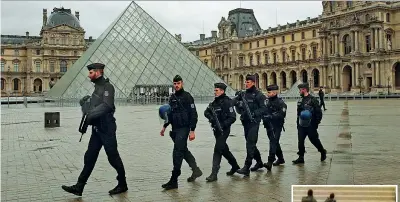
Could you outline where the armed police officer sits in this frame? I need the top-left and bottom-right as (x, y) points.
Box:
(262, 84), (287, 171)
(204, 83), (240, 182)
(62, 63), (128, 196)
(233, 74), (268, 176)
(160, 75), (202, 190)
(293, 83), (327, 164)
(318, 86), (327, 111)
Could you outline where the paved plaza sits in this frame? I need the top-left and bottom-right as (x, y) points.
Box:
(1, 99), (400, 202)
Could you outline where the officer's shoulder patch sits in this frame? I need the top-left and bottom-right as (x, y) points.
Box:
(104, 91), (109, 97)
(190, 104), (195, 108)
(229, 106), (234, 112)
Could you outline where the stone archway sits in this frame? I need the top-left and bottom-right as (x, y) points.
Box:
(33, 78), (43, 92)
(301, 69), (308, 83)
(254, 73), (260, 88)
(280, 71), (287, 89)
(262, 73), (268, 89)
(271, 72), (277, 85)
(342, 65), (352, 91)
(239, 75), (244, 90)
(312, 68), (320, 88)
(394, 62), (400, 88)
(290, 70), (297, 86)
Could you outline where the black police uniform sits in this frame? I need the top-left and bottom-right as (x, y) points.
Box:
(293, 83), (327, 164)
(262, 84), (287, 170)
(233, 75), (268, 176)
(204, 83), (240, 182)
(162, 75), (202, 190)
(62, 63), (128, 196)
(318, 88), (327, 111)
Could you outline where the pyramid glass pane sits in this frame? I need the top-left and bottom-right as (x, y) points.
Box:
(47, 1), (235, 99)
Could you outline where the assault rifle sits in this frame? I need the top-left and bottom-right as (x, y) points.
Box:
(234, 91), (255, 123)
(78, 96), (91, 142)
(208, 104), (224, 134)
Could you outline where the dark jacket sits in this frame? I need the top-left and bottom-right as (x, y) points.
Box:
(296, 94), (322, 127)
(204, 94), (236, 130)
(87, 76), (116, 126)
(163, 88), (198, 131)
(234, 86), (267, 123)
(263, 95), (287, 128)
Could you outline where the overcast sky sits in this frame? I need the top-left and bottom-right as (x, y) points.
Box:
(1, 1), (322, 42)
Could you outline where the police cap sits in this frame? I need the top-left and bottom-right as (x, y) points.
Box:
(266, 84), (279, 91)
(214, 82), (227, 91)
(245, 74), (256, 82)
(87, 63), (105, 71)
(297, 83), (309, 89)
(173, 75), (183, 82)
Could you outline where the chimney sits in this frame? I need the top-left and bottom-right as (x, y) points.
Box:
(211, 30), (217, 38)
(89, 36), (92, 41)
(75, 11), (80, 20)
(43, 9), (47, 26)
(26, 31), (29, 37)
(200, 34), (205, 40)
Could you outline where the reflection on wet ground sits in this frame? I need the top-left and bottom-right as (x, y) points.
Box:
(1, 100), (399, 201)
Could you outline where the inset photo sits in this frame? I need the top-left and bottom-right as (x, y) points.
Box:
(292, 185), (397, 202)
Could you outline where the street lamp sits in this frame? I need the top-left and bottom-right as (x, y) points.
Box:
(358, 76), (363, 94)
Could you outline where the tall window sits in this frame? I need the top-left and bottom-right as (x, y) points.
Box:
(13, 78), (19, 91)
(343, 34), (351, 55)
(249, 55), (253, 66)
(60, 60), (67, 72)
(273, 38), (276, 44)
(239, 57), (244, 67)
(282, 36), (285, 43)
(386, 13), (390, 22)
(312, 30), (316, 37)
(249, 42), (252, 49)
(36, 61), (41, 72)
(273, 53), (277, 64)
(301, 48), (306, 60)
(330, 40), (333, 54)
(264, 39), (267, 46)
(282, 51), (286, 63)
(1, 78), (5, 90)
(256, 55), (260, 65)
(13, 63), (19, 72)
(312, 46), (317, 59)
(264, 54), (268, 64)
(365, 35), (371, 52)
(291, 33), (295, 41)
(256, 41), (260, 47)
(1, 61), (4, 71)
(291, 49), (296, 61)
(50, 61), (55, 72)
(301, 32), (305, 39)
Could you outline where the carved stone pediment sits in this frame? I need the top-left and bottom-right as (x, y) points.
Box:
(255, 51), (261, 55)
(238, 53), (245, 57)
(263, 49), (269, 54)
(300, 43), (307, 48)
(271, 48), (277, 53)
(289, 45), (297, 50)
(248, 52), (253, 56)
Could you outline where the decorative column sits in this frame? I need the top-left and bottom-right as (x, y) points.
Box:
(352, 31), (355, 53)
(355, 31), (359, 52)
(352, 63), (356, 87)
(372, 62), (376, 86)
(355, 63), (359, 86)
(379, 28), (385, 50)
(377, 61), (381, 85)
(336, 34), (340, 56)
(332, 35), (336, 55)
(374, 28), (379, 51)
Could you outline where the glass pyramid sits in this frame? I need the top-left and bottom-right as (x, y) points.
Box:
(47, 1), (235, 99)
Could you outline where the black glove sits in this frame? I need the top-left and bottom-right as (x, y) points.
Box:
(79, 95), (91, 106)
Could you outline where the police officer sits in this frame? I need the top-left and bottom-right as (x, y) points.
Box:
(62, 63), (128, 196)
(293, 83), (327, 164)
(262, 84), (287, 171)
(159, 75), (202, 190)
(233, 74), (268, 176)
(318, 86), (327, 111)
(204, 83), (240, 182)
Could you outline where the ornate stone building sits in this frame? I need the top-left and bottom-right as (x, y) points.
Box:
(1, 7), (95, 97)
(183, 1), (400, 94)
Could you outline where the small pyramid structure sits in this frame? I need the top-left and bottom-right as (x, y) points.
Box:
(47, 1), (235, 98)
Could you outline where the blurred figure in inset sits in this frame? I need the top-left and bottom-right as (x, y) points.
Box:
(325, 193), (336, 202)
(318, 86), (327, 111)
(301, 189), (318, 202)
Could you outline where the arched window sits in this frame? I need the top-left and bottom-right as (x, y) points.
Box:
(60, 60), (67, 72)
(1, 78), (5, 90)
(13, 78), (19, 91)
(343, 35), (352, 55)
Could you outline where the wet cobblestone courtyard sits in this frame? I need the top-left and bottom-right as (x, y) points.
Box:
(1, 99), (400, 201)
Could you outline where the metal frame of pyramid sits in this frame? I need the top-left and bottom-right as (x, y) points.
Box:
(47, 1), (235, 99)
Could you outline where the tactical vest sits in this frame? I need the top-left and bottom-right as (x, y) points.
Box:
(169, 93), (190, 128)
(241, 91), (261, 122)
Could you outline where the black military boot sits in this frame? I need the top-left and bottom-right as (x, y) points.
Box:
(236, 165), (250, 177)
(226, 164), (240, 176)
(272, 159), (285, 166)
(206, 166), (219, 182)
(292, 156), (305, 164)
(250, 162), (264, 172)
(263, 162), (273, 171)
(320, 149), (327, 162)
(61, 182), (86, 196)
(162, 170), (180, 190)
(187, 167), (202, 182)
(109, 177), (128, 195)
